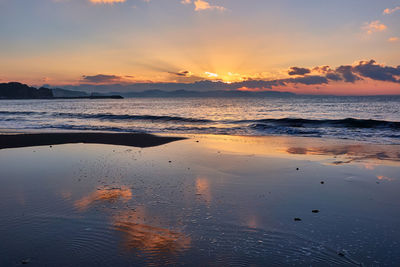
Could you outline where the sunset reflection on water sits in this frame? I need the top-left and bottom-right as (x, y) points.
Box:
(113, 208), (191, 256)
(194, 134), (400, 166)
(195, 177), (212, 205)
(74, 186), (133, 211)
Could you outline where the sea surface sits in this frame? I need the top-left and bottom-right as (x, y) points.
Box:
(1, 96), (400, 143)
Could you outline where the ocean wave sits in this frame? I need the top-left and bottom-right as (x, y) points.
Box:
(54, 112), (213, 123)
(0, 111), (46, 116)
(2, 109), (400, 143)
(0, 110), (212, 123)
(248, 118), (400, 129)
(2, 110), (400, 129)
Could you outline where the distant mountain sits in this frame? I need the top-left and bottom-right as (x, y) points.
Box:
(52, 88), (88, 98)
(0, 81), (294, 100)
(0, 82), (53, 99)
(0, 82), (123, 99)
(110, 89), (296, 98)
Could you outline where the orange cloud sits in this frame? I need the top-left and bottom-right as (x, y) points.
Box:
(237, 86), (270, 92)
(363, 20), (387, 34)
(383, 6), (400, 15)
(194, 0), (225, 11)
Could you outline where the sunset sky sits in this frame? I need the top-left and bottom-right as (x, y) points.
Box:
(0, 0), (400, 94)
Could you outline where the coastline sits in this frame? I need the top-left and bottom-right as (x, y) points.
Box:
(1, 130), (398, 165)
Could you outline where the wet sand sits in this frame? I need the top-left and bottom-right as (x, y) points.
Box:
(0, 132), (185, 149)
(0, 134), (399, 266)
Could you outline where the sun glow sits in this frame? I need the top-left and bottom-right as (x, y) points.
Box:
(204, 72), (218, 78)
(201, 71), (250, 83)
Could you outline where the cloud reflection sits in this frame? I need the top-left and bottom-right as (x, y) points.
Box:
(74, 185), (132, 211)
(112, 209), (191, 256)
(377, 175), (394, 182)
(286, 145), (400, 165)
(200, 135), (400, 166)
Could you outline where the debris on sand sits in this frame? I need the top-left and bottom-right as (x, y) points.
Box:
(320, 181), (325, 184)
(294, 217), (302, 221)
(312, 210), (320, 213)
(21, 258), (31, 264)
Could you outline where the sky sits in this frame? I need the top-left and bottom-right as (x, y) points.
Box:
(0, 0), (400, 95)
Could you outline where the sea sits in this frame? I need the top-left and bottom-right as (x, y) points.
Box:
(1, 95), (400, 144)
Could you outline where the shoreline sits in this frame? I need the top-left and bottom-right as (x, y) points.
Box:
(1, 131), (399, 166)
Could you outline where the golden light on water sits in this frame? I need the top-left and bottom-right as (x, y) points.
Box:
(195, 177), (212, 204)
(112, 209), (191, 255)
(74, 186), (133, 211)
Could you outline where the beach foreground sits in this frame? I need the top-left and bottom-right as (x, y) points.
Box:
(0, 132), (185, 149)
(0, 134), (399, 266)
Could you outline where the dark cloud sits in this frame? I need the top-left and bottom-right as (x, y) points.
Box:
(73, 60), (399, 92)
(283, 75), (328, 85)
(352, 60), (400, 83)
(167, 70), (205, 83)
(81, 74), (127, 84)
(232, 75), (328, 90)
(169, 70), (192, 77)
(325, 73), (342, 81)
(335, 65), (361, 83)
(313, 66), (332, 73)
(329, 60), (400, 83)
(288, 67), (311, 76)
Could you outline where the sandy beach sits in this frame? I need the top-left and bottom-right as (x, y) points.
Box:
(0, 133), (399, 266)
(0, 132), (185, 149)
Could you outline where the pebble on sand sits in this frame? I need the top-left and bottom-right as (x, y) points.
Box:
(312, 210), (320, 213)
(294, 217), (302, 221)
(21, 258), (31, 264)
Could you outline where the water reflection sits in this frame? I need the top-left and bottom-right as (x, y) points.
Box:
(113, 209), (191, 256)
(286, 145), (400, 164)
(195, 177), (212, 204)
(363, 163), (376, 170)
(2, 138), (400, 266)
(246, 215), (260, 229)
(196, 134), (400, 165)
(60, 191), (72, 200)
(72, 183), (191, 259)
(74, 186), (132, 211)
(377, 175), (394, 181)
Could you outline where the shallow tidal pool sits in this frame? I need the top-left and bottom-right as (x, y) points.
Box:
(0, 135), (399, 266)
